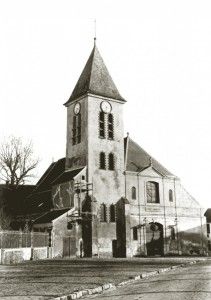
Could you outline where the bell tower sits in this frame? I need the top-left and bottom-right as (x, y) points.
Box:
(64, 41), (126, 256)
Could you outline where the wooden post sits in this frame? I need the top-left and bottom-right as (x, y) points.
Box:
(30, 231), (34, 260)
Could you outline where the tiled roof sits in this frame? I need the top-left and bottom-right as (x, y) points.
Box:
(26, 158), (66, 215)
(52, 167), (84, 185)
(33, 158), (66, 194)
(33, 208), (69, 224)
(124, 137), (175, 177)
(65, 44), (125, 105)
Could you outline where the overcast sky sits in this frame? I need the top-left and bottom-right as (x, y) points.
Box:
(0, 0), (211, 209)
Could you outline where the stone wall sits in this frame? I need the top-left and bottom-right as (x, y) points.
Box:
(0, 247), (50, 265)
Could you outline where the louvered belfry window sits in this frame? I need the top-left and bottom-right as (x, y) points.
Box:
(108, 113), (114, 139)
(72, 113), (81, 145)
(100, 203), (107, 222)
(99, 112), (105, 138)
(99, 152), (106, 170)
(108, 153), (114, 170)
(110, 204), (116, 222)
(146, 181), (160, 203)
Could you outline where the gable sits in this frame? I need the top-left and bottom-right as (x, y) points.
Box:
(138, 166), (163, 178)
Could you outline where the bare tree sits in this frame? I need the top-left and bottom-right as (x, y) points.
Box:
(0, 136), (39, 188)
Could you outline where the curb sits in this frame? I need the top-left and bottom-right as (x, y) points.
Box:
(52, 260), (198, 299)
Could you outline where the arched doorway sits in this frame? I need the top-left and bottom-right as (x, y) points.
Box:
(146, 222), (164, 256)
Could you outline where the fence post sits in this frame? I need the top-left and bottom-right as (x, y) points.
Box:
(19, 229), (22, 248)
(0, 232), (3, 264)
(30, 231), (34, 260)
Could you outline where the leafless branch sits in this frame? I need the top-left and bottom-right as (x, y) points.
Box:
(0, 136), (39, 188)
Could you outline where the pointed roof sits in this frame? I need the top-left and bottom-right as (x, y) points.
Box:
(65, 42), (125, 105)
(124, 136), (175, 177)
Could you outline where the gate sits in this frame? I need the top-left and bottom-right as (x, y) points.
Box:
(146, 222), (164, 256)
(62, 236), (77, 257)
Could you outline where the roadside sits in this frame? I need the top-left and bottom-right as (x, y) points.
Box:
(85, 259), (211, 300)
(0, 257), (208, 300)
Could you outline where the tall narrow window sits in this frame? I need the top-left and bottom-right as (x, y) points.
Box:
(108, 153), (114, 170)
(169, 189), (173, 202)
(132, 187), (136, 200)
(99, 152), (106, 170)
(207, 223), (210, 235)
(77, 113), (81, 144)
(72, 116), (77, 145)
(110, 204), (116, 222)
(133, 227), (138, 240)
(100, 203), (107, 222)
(108, 113), (114, 139)
(99, 112), (105, 138)
(72, 114), (81, 145)
(146, 181), (160, 203)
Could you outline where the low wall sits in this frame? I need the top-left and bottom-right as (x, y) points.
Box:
(0, 247), (51, 265)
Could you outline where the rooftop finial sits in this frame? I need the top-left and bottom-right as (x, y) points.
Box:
(94, 19), (97, 45)
(149, 156), (153, 166)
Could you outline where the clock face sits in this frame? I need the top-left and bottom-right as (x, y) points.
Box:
(101, 101), (112, 113)
(74, 102), (81, 115)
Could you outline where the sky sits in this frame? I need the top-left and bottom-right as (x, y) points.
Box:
(0, 0), (211, 209)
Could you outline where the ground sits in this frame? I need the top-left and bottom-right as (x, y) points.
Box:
(89, 259), (211, 300)
(0, 257), (209, 299)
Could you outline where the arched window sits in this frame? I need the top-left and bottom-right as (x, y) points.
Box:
(99, 152), (106, 170)
(108, 153), (114, 170)
(99, 112), (105, 138)
(108, 113), (114, 139)
(110, 204), (116, 222)
(169, 189), (173, 202)
(146, 181), (160, 203)
(72, 113), (81, 145)
(131, 186), (136, 200)
(100, 203), (107, 222)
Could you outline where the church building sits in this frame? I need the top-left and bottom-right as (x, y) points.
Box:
(29, 40), (207, 258)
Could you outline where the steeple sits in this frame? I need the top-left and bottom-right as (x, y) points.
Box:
(65, 42), (125, 106)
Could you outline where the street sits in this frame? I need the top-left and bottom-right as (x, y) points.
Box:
(88, 260), (211, 300)
(0, 258), (209, 299)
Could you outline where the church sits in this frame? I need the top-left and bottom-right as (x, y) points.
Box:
(24, 40), (207, 258)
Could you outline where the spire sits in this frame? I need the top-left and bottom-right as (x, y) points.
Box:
(64, 43), (125, 106)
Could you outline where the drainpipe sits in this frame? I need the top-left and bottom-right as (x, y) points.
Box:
(162, 177), (167, 256)
(174, 178), (180, 255)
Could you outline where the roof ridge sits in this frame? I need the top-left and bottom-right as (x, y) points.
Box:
(87, 45), (96, 93)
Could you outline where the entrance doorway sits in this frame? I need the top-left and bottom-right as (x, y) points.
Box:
(112, 240), (118, 257)
(146, 222), (164, 256)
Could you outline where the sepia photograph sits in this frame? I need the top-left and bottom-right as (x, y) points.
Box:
(0, 0), (210, 299)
